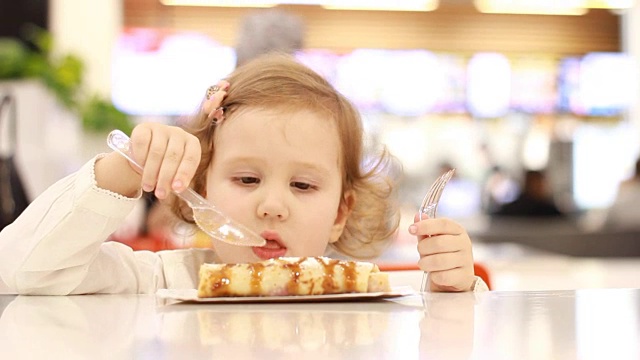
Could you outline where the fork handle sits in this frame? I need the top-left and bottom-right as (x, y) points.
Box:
(419, 204), (437, 220)
(420, 272), (430, 292)
(107, 130), (143, 171)
(419, 208), (434, 292)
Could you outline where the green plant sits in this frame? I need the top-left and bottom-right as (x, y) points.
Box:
(0, 38), (29, 78)
(0, 25), (134, 133)
(81, 96), (134, 134)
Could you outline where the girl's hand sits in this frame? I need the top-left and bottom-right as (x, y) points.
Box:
(96, 123), (201, 199)
(409, 214), (476, 292)
(129, 123), (202, 199)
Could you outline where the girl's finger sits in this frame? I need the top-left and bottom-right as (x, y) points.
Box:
(140, 130), (169, 193)
(417, 234), (466, 256)
(155, 135), (187, 199)
(428, 267), (475, 292)
(409, 217), (464, 237)
(130, 125), (152, 170)
(418, 251), (466, 272)
(171, 135), (201, 193)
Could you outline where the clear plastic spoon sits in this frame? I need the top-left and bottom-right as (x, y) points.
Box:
(106, 129), (266, 247)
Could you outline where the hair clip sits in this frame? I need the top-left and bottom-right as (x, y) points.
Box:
(203, 85), (226, 125)
(206, 85), (220, 100)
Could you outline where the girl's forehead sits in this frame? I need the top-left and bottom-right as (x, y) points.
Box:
(231, 105), (328, 119)
(212, 106), (342, 165)
(220, 106), (336, 134)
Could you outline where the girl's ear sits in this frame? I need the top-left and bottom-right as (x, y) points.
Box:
(329, 190), (356, 243)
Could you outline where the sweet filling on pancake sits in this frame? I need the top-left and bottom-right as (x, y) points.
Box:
(197, 256), (391, 297)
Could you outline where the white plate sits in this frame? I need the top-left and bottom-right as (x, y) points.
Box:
(156, 286), (416, 304)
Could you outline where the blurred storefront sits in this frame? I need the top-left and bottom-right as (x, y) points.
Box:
(104, 0), (640, 219)
(4, 1), (640, 240)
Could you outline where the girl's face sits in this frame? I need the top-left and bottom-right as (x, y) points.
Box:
(205, 107), (352, 263)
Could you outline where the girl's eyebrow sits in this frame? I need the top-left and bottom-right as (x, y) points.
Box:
(224, 156), (332, 177)
(293, 161), (332, 178)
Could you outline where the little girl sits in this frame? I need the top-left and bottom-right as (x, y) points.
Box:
(0, 54), (481, 295)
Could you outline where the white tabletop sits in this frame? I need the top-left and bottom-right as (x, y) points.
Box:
(1, 285), (639, 360)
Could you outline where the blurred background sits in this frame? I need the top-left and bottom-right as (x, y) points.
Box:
(1, 0), (640, 290)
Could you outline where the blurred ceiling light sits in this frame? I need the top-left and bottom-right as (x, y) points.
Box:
(323, 0), (439, 11)
(584, 0), (635, 8)
(474, 0), (588, 15)
(160, 0), (439, 11)
(159, 0), (276, 7)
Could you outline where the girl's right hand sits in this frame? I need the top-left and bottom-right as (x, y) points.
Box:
(95, 123), (202, 199)
(128, 123), (202, 199)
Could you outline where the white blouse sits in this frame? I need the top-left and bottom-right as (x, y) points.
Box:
(0, 156), (218, 295)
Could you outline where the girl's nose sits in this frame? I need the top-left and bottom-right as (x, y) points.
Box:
(256, 191), (289, 221)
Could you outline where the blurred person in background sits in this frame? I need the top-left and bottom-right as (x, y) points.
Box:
(481, 165), (519, 214)
(604, 157), (640, 231)
(234, 8), (305, 68)
(491, 169), (564, 217)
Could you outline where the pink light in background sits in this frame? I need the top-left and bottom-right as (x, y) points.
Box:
(295, 49), (341, 84)
(112, 28), (236, 116)
(333, 49), (389, 112)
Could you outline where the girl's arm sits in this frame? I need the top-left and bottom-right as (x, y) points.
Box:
(0, 155), (159, 294)
(0, 124), (203, 295)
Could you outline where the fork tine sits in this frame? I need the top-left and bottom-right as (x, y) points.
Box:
(419, 169), (455, 220)
(419, 172), (447, 210)
(431, 169), (454, 210)
(419, 182), (440, 220)
(419, 181), (439, 212)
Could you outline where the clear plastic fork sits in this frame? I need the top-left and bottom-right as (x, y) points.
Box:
(106, 129), (266, 247)
(418, 168), (456, 292)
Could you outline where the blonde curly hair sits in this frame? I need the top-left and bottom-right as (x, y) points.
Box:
(172, 53), (400, 260)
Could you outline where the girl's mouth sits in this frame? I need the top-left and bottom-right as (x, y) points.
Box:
(252, 240), (287, 260)
(252, 232), (287, 260)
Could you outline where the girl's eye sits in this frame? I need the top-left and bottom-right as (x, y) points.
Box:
(238, 177), (260, 185)
(291, 181), (314, 190)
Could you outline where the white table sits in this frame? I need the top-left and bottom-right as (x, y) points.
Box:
(1, 285), (639, 359)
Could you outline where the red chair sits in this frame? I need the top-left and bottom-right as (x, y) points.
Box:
(377, 262), (492, 290)
(109, 231), (179, 252)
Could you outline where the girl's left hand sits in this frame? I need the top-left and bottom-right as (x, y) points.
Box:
(409, 215), (476, 292)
